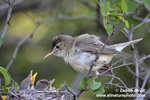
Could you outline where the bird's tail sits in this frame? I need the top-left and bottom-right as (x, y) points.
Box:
(110, 38), (143, 52)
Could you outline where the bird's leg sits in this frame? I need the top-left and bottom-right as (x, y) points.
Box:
(90, 54), (99, 67)
(91, 60), (97, 67)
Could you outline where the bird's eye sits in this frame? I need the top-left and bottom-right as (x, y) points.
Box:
(29, 83), (32, 88)
(56, 45), (59, 49)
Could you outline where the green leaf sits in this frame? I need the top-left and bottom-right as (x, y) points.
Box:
(78, 75), (88, 91)
(0, 67), (11, 86)
(0, 37), (4, 45)
(0, 85), (10, 92)
(141, 0), (150, 9)
(110, 17), (120, 24)
(100, 0), (107, 16)
(115, 3), (122, 12)
(114, 0), (139, 12)
(109, 13), (121, 16)
(88, 77), (101, 90)
(105, 24), (113, 36)
(78, 83), (85, 91)
(103, 17), (113, 36)
(121, 0), (128, 13)
(106, 1), (110, 11)
(118, 16), (125, 21)
(108, 8), (117, 12)
(124, 20), (129, 28)
(91, 85), (105, 94)
(13, 81), (19, 90)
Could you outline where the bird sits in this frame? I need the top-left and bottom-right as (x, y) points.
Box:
(18, 70), (37, 90)
(43, 34), (143, 75)
(34, 79), (55, 91)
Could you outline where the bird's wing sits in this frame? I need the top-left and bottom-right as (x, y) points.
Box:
(73, 34), (121, 54)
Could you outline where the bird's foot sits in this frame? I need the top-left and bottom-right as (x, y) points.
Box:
(91, 60), (97, 67)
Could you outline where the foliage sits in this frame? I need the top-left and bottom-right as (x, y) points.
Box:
(0, 67), (11, 86)
(78, 76), (105, 94)
(0, 67), (19, 92)
(100, 0), (129, 35)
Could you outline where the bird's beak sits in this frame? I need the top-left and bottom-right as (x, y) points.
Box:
(49, 79), (55, 84)
(31, 72), (37, 85)
(43, 50), (57, 59)
(29, 70), (33, 80)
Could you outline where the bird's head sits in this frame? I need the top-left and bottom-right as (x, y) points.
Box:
(43, 35), (74, 59)
(18, 70), (37, 90)
(35, 79), (55, 91)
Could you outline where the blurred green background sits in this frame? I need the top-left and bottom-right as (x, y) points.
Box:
(0, 0), (150, 100)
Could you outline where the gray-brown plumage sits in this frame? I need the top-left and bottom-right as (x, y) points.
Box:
(44, 34), (143, 75)
(18, 70), (32, 90)
(35, 79), (55, 91)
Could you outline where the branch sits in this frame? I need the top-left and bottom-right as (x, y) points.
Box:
(0, 0), (25, 10)
(141, 69), (150, 90)
(78, 0), (97, 10)
(125, 65), (137, 76)
(96, 0), (101, 7)
(41, 15), (96, 24)
(138, 68), (150, 100)
(139, 54), (150, 62)
(131, 0), (150, 11)
(6, 24), (40, 70)
(91, 74), (128, 89)
(101, 62), (134, 76)
(0, 0), (15, 47)
(6, 79), (14, 100)
(62, 83), (77, 100)
(131, 13), (150, 34)
(122, 22), (145, 96)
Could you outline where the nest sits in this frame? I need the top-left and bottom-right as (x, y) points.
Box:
(8, 89), (75, 100)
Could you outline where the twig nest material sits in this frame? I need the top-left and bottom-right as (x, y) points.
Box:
(10, 89), (74, 100)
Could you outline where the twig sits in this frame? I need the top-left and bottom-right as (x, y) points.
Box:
(3, 0), (9, 4)
(132, 15), (143, 21)
(138, 68), (150, 100)
(91, 74), (128, 88)
(123, 25), (142, 97)
(101, 62), (134, 76)
(41, 15), (96, 24)
(0, 0), (15, 47)
(6, 24), (40, 70)
(125, 65), (137, 76)
(0, 0), (25, 10)
(102, 83), (127, 89)
(78, 0), (97, 10)
(139, 55), (150, 62)
(131, 0), (150, 11)
(62, 84), (76, 100)
(6, 79), (14, 100)
(141, 69), (150, 90)
(96, 0), (101, 7)
(131, 13), (150, 34)
(0, 92), (19, 99)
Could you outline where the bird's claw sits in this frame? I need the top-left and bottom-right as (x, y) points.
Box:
(91, 61), (97, 66)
